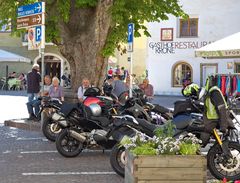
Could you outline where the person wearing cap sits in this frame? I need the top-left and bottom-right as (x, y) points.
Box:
(26, 63), (41, 120)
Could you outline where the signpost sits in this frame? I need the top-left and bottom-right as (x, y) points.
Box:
(17, 14), (43, 29)
(128, 23), (134, 97)
(17, 2), (45, 92)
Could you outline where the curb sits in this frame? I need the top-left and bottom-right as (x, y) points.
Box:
(4, 118), (41, 131)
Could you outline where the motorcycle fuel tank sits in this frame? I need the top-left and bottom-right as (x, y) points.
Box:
(172, 114), (193, 130)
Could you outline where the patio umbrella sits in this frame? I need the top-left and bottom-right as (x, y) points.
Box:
(0, 49), (31, 63)
(195, 32), (240, 59)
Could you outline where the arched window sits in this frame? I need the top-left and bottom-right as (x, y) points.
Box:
(172, 62), (192, 87)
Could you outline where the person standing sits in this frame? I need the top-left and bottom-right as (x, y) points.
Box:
(77, 78), (91, 102)
(27, 64), (41, 102)
(138, 79), (154, 101)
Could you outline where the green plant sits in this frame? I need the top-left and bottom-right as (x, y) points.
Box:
(120, 121), (202, 156)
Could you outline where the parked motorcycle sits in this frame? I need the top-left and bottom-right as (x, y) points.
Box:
(39, 97), (63, 141)
(41, 87), (117, 142)
(54, 97), (119, 157)
(109, 98), (240, 181)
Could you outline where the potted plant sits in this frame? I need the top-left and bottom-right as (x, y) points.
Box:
(121, 122), (207, 183)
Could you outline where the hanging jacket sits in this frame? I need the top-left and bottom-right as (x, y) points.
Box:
(221, 75), (226, 96)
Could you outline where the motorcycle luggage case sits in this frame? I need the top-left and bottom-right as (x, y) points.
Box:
(173, 99), (198, 117)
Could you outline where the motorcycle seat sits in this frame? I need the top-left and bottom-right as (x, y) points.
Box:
(90, 116), (111, 127)
(137, 118), (157, 132)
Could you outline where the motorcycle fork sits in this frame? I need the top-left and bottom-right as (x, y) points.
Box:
(213, 128), (232, 159)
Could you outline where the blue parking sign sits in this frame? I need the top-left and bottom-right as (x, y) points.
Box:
(128, 23), (134, 43)
(35, 26), (41, 42)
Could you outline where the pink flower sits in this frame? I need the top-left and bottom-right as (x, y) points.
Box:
(234, 180), (240, 183)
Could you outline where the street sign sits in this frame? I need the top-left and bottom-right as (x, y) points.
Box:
(28, 27), (41, 50)
(127, 23), (134, 52)
(17, 2), (43, 17)
(128, 23), (134, 43)
(35, 26), (41, 42)
(17, 14), (43, 29)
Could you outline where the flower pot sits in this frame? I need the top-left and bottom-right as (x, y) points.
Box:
(125, 151), (207, 183)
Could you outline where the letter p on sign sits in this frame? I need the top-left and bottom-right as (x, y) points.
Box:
(35, 26), (41, 42)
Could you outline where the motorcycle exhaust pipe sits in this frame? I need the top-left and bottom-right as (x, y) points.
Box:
(69, 130), (86, 143)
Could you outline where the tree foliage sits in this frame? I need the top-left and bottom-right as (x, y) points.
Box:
(0, 0), (186, 56)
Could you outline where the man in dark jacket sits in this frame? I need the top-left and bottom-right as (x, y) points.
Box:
(26, 64), (41, 120)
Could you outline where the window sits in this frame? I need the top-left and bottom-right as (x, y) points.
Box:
(179, 18), (198, 37)
(172, 62), (192, 87)
(235, 63), (240, 73)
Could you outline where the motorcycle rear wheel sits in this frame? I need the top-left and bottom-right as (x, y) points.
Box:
(56, 129), (83, 157)
(42, 112), (62, 142)
(110, 145), (125, 177)
(207, 141), (240, 180)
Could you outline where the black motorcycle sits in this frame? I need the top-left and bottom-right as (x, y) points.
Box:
(54, 102), (118, 157)
(39, 97), (63, 141)
(109, 99), (240, 181)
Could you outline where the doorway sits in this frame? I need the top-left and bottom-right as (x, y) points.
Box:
(37, 55), (61, 79)
(200, 63), (218, 86)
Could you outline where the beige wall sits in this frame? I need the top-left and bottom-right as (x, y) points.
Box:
(0, 33), (66, 78)
(115, 34), (147, 83)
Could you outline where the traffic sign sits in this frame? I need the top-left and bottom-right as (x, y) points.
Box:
(128, 23), (134, 43)
(127, 23), (134, 52)
(17, 14), (43, 29)
(35, 26), (41, 42)
(17, 2), (44, 17)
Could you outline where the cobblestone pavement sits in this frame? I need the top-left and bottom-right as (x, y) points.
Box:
(0, 125), (123, 183)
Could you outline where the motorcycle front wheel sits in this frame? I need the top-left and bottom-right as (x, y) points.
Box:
(110, 145), (126, 177)
(207, 141), (240, 180)
(56, 129), (83, 157)
(41, 111), (62, 142)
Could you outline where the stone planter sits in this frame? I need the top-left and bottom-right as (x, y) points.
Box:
(125, 151), (207, 183)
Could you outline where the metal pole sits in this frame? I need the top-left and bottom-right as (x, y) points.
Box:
(5, 65), (8, 91)
(41, 48), (44, 92)
(129, 52), (133, 98)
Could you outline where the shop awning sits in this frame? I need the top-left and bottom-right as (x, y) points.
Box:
(0, 49), (31, 63)
(195, 32), (240, 59)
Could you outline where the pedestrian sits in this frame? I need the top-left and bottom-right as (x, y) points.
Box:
(107, 67), (113, 79)
(115, 65), (121, 75)
(77, 78), (91, 102)
(26, 64), (41, 102)
(48, 77), (64, 101)
(26, 75), (52, 121)
(138, 79), (154, 101)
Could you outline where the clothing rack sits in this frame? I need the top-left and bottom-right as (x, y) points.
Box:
(207, 73), (240, 96)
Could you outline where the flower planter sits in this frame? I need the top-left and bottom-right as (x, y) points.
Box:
(125, 151), (207, 183)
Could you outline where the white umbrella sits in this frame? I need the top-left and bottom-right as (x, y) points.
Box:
(195, 32), (240, 58)
(0, 49), (31, 63)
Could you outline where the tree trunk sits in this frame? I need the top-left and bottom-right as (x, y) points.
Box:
(58, 0), (112, 92)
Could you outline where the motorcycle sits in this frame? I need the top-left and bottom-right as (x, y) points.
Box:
(54, 98), (119, 157)
(39, 97), (63, 141)
(41, 87), (117, 142)
(109, 98), (240, 181)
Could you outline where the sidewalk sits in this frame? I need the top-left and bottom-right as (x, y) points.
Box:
(2, 91), (184, 132)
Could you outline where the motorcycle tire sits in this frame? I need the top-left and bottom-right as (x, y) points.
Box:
(41, 111), (62, 142)
(110, 145), (126, 177)
(207, 141), (240, 180)
(56, 129), (83, 157)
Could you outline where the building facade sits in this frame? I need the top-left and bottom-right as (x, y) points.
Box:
(0, 31), (69, 83)
(146, 0), (240, 95)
